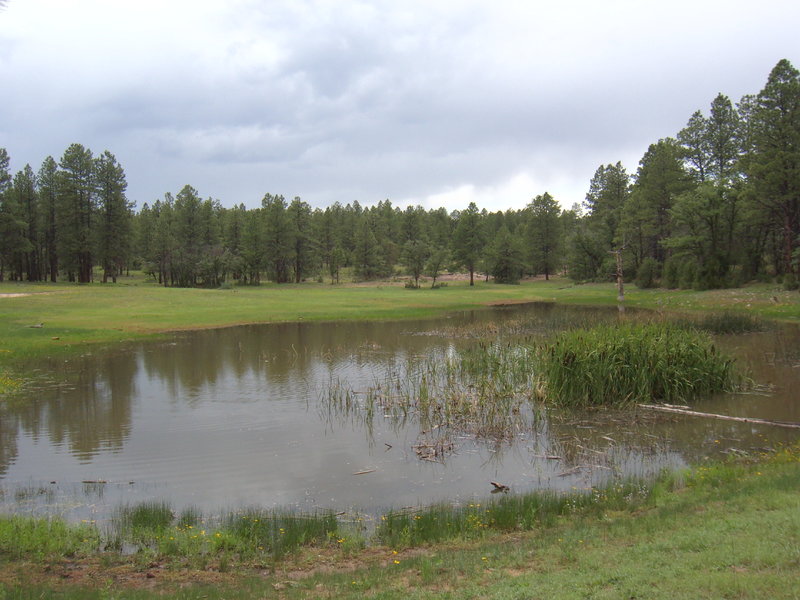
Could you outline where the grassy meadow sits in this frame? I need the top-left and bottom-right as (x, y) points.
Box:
(1, 273), (798, 371)
(1, 275), (799, 597)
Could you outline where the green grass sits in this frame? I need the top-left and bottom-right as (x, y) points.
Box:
(0, 515), (100, 560)
(1, 276), (797, 374)
(2, 444), (798, 598)
(538, 322), (739, 407)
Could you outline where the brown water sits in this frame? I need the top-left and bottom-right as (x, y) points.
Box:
(1, 304), (798, 521)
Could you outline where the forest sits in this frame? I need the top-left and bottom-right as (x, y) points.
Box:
(0, 59), (798, 290)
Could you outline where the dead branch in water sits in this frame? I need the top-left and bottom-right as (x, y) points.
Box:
(638, 404), (800, 429)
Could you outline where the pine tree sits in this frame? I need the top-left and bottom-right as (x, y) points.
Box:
(57, 143), (96, 283)
(526, 192), (562, 280)
(94, 151), (132, 283)
(451, 202), (484, 286)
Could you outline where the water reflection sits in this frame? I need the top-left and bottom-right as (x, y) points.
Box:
(1, 304), (798, 520)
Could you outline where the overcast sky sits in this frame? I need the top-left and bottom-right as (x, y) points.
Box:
(1, 1), (798, 212)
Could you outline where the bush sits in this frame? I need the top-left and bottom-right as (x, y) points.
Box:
(678, 260), (697, 289)
(662, 256), (681, 289)
(635, 258), (659, 289)
(783, 272), (799, 291)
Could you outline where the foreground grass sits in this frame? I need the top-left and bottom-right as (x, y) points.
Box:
(1, 444), (798, 598)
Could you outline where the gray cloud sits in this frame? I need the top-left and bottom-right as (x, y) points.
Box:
(1, 0), (798, 210)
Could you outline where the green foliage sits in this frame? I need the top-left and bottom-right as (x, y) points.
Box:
(662, 255), (681, 288)
(486, 225), (525, 284)
(400, 239), (430, 287)
(538, 322), (737, 407)
(0, 515), (99, 559)
(451, 202), (485, 286)
(220, 509), (339, 559)
(677, 259), (697, 289)
(112, 501), (175, 543)
(634, 257), (659, 288)
(526, 192), (563, 279)
(782, 272), (798, 291)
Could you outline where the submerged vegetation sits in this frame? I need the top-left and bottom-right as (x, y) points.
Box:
(677, 310), (768, 334)
(324, 318), (741, 446)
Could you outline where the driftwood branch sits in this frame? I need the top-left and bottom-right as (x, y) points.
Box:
(638, 404), (800, 429)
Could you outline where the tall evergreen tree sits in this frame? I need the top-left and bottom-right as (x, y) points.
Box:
(287, 197), (316, 283)
(352, 215), (386, 280)
(262, 193), (293, 283)
(0, 150), (29, 281)
(619, 139), (692, 269)
(94, 151), (131, 283)
(486, 225), (525, 284)
(14, 165), (39, 281)
(37, 157), (59, 281)
(677, 111), (712, 183)
(741, 59), (800, 274)
(57, 143), (96, 283)
(451, 202), (484, 286)
(526, 192), (562, 280)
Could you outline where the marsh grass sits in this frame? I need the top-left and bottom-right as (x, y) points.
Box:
(375, 477), (660, 548)
(219, 509), (339, 559)
(538, 322), (738, 407)
(0, 515), (99, 559)
(323, 340), (541, 443)
(678, 310), (768, 334)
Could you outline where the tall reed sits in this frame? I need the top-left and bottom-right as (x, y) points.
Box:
(538, 322), (738, 407)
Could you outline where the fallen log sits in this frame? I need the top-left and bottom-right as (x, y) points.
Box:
(352, 468), (376, 475)
(637, 404), (800, 429)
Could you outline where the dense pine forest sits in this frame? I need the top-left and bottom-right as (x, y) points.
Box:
(1, 59), (798, 290)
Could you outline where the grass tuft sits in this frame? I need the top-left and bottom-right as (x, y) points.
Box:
(538, 322), (738, 407)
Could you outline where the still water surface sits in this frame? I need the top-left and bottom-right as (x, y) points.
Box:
(1, 303), (798, 520)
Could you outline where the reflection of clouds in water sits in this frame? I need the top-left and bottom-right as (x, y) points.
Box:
(1, 306), (798, 521)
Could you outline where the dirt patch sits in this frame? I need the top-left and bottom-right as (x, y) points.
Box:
(0, 293), (33, 298)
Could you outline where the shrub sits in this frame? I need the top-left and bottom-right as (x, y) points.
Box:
(662, 256), (681, 289)
(635, 258), (659, 289)
(678, 260), (697, 289)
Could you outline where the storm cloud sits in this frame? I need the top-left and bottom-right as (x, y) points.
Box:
(1, 0), (798, 210)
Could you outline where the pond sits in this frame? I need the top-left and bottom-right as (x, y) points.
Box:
(1, 303), (798, 522)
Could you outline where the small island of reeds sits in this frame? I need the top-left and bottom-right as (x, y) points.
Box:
(538, 322), (738, 408)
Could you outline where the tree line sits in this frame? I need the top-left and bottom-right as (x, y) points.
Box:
(1, 59), (797, 289)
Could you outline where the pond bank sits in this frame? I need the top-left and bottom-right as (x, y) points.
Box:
(2, 443), (798, 599)
(1, 278), (797, 374)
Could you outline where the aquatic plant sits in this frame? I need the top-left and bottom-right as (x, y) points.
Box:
(0, 515), (99, 559)
(682, 311), (767, 334)
(375, 478), (658, 548)
(219, 509), (339, 559)
(323, 340), (541, 444)
(538, 322), (738, 407)
(111, 500), (175, 544)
